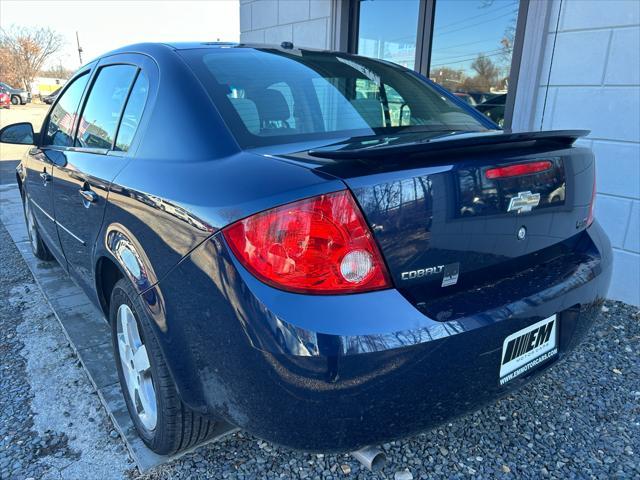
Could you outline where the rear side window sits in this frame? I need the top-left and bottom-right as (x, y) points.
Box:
(115, 72), (149, 151)
(45, 73), (90, 147)
(76, 65), (137, 149)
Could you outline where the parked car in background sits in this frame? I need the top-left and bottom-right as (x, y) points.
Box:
(42, 87), (61, 105)
(0, 82), (31, 105)
(0, 86), (10, 109)
(475, 93), (507, 127)
(466, 91), (494, 105)
(453, 92), (476, 106)
(0, 43), (611, 457)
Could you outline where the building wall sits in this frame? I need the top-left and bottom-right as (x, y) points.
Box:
(532, 0), (640, 305)
(239, 0), (334, 48)
(31, 76), (65, 96)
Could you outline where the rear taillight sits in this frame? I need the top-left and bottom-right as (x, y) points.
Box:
(485, 160), (552, 179)
(223, 190), (391, 294)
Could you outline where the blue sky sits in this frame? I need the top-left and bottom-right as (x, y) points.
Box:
(0, 1), (239, 70)
(1, 0), (519, 76)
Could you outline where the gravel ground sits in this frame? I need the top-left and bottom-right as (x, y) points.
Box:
(141, 301), (640, 480)
(0, 218), (638, 479)
(0, 223), (134, 480)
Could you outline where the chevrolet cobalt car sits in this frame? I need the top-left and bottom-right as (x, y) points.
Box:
(0, 42), (611, 456)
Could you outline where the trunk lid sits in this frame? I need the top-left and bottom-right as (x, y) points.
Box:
(285, 130), (596, 318)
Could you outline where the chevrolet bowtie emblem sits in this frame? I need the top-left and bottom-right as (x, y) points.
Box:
(507, 191), (541, 213)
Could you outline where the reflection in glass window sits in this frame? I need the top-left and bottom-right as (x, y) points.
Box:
(115, 72), (149, 151)
(430, 0), (520, 127)
(186, 49), (487, 148)
(312, 77), (370, 132)
(265, 82), (296, 129)
(45, 73), (90, 147)
(383, 84), (411, 127)
(357, 0), (420, 70)
(76, 65), (137, 149)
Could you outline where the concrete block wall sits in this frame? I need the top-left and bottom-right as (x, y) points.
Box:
(239, 0), (333, 49)
(534, 0), (640, 305)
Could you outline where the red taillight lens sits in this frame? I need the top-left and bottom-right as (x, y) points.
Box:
(485, 161), (553, 179)
(223, 190), (391, 294)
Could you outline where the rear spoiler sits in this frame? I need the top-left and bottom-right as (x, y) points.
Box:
(307, 130), (590, 160)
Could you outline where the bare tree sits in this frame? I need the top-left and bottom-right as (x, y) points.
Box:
(462, 54), (500, 92)
(471, 54), (499, 82)
(0, 49), (19, 86)
(40, 64), (74, 80)
(0, 25), (64, 92)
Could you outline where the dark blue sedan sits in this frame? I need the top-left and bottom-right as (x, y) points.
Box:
(0, 42), (611, 456)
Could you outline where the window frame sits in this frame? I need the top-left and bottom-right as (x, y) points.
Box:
(72, 63), (141, 155)
(348, 0), (530, 130)
(39, 65), (94, 149)
(40, 53), (154, 158)
(101, 53), (157, 158)
(113, 70), (150, 152)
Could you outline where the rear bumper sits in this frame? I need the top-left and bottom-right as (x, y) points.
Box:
(146, 221), (612, 452)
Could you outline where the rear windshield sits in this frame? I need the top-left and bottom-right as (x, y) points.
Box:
(181, 48), (487, 148)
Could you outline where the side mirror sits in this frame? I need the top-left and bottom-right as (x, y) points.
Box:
(0, 122), (36, 145)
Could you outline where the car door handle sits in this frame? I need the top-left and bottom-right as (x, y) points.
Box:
(40, 171), (51, 183)
(78, 189), (98, 203)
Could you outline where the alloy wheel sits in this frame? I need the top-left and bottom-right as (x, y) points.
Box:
(116, 304), (158, 431)
(24, 199), (39, 254)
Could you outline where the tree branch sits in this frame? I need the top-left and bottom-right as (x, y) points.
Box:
(0, 25), (64, 91)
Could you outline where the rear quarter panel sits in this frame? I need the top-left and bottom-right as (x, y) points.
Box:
(98, 46), (343, 298)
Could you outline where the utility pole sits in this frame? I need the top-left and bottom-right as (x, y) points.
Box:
(76, 31), (83, 65)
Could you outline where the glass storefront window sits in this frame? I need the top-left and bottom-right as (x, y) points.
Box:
(429, 0), (520, 127)
(357, 0), (421, 70)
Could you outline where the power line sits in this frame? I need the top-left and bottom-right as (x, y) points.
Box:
(432, 36), (503, 52)
(431, 50), (507, 68)
(435, 9), (519, 37)
(362, 9), (518, 52)
(360, 3), (519, 49)
(432, 47), (505, 64)
(434, 1), (518, 32)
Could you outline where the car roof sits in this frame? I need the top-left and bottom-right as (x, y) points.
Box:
(161, 41), (241, 50)
(93, 41), (326, 62)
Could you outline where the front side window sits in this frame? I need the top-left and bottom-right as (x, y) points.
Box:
(76, 64), (137, 149)
(182, 49), (487, 149)
(45, 73), (90, 147)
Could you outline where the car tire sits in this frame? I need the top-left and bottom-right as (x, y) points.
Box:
(23, 194), (53, 261)
(11, 96), (19, 105)
(110, 278), (217, 455)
